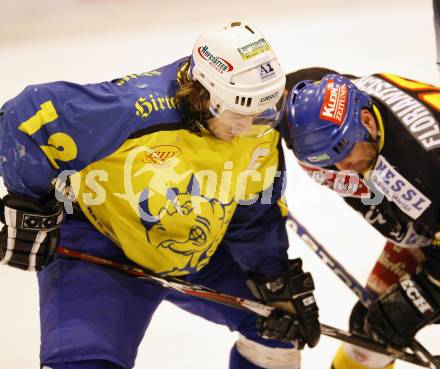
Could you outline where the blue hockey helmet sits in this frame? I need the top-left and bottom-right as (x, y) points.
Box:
(286, 74), (372, 167)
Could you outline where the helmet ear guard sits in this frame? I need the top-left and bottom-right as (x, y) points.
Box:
(286, 74), (372, 167)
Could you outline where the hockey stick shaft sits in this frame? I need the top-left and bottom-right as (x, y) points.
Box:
(287, 212), (439, 369)
(56, 246), (431, 366)
(55, 247), (274, 317)
(55, 246), (273, 317)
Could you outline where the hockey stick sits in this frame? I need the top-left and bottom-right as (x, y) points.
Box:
(56, 246), (272, 317)
(56, 246), (432, 366)
(286, 212), (440, 369)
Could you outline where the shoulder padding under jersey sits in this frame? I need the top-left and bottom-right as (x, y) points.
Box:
(0, 58), (187, 197)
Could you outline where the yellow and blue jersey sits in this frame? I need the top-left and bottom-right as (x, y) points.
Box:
(0, 58), (289, 276)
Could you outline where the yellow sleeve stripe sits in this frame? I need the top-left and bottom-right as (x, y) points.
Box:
(420, 91), (440, 112)
(277, 196), (289, 217)
(18, 100), (59, 135)
(381, 73), (439, 91)
(372, 104), (385, 153)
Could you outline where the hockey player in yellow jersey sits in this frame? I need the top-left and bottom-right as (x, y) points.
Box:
(0, 22), (320, 369)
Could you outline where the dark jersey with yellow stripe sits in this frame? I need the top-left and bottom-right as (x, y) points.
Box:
(284, 68), (440, 279)
(0, 58), (289, 276)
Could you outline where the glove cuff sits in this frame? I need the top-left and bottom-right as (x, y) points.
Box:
(2, 194), (63, 232)
(247, 259), (315, 302)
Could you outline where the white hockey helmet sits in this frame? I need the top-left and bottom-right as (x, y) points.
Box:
(190, 21), (286, 136)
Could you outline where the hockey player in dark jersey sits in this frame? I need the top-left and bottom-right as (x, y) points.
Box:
(0, 23), (320, 369)
(283, 69), (440, 369)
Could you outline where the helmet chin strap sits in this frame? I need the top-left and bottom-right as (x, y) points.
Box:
(190, 94), (215, 136)
(194, 120), (213, 136)
(368, 134), (381, 169)
(360, 106), (382, 175)
(366, 130), (380, 147)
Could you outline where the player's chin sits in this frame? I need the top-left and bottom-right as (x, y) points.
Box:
(212, 128), (237, 141)
(350, 160), (371, 173)
(218, 132), (236, 141)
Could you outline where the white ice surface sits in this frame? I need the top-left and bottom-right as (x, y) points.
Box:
(0, 1), (438, 368)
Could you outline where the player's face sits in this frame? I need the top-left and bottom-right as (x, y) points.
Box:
(335, 109), (379, 173)
(207, 110), (254, 141)
(335, 141), (378, 173)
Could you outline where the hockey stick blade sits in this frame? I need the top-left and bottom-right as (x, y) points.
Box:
(321, 324), (440, 367)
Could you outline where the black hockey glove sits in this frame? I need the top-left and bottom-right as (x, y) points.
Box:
(246, 258), (320, 349)
(348, 299), (369, 337)
(364, 270), (440, 348)
(0, 194), (63, 271)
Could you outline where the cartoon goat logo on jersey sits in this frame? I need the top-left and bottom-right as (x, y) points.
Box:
(138, 175), (231, 275)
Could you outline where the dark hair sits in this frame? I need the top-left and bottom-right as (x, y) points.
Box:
(175, 57), (211, 132)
